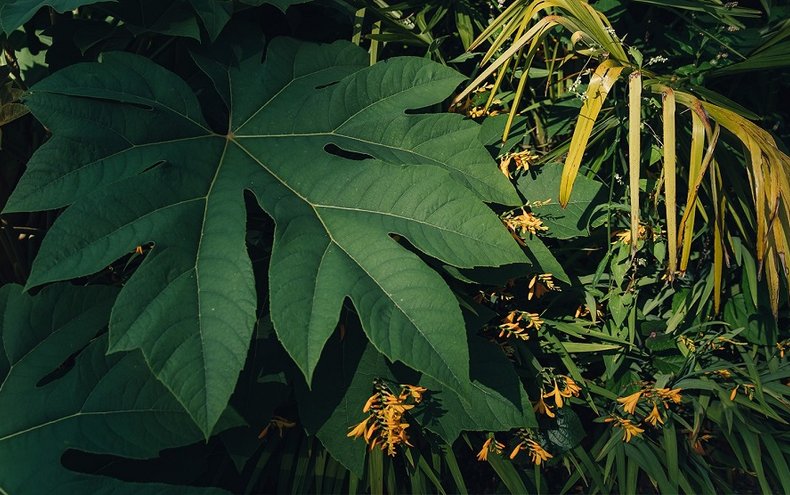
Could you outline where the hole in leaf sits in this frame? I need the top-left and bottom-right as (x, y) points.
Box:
(323, 143), (373, 161)
(314, 80), (340, 90)
(36, 344), (88, 388)
(61, 437), (233, 486)
(404, 105), (438, 115)
(68, 93), (155, 112)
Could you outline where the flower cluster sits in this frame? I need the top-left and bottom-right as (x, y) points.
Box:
(509, 430), (553, 465)
(504, 208), (549, 237)
(528, 273), (559, 300)
(777, 339), (788, 359)
(613, 225), (647, 245)
(534, 374), (582, 418)
(347, 380), (427, 457)
(499, 149), (540, 178)
(476, 436), (505, 461)
(450, 83), (501, 118)
(497, 310), (544, 341)
(609, 384), (683, 441)
(604, 416), (645, 442)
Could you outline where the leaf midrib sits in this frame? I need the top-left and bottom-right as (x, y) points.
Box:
(0, 408), (189, 444)
(233, 140), (469, 393)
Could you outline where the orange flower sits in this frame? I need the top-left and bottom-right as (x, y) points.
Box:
(349, 382), (426, 457)
(476, 436), (504, 461)
(363, 393), (378, 413)
(621, 420), (645, 442)
(347, 417), (369, 439)
(399, 385), (427, 403)
(533, 395), (556, 418)
(655, 387), (682, 404)
(525, 439), (553, 465)
(559, 375), (582, 397)
(616, 390), (643, 414)
(509, 441), (526, 460)
(645, 403), (664, 427)
(504, 208), (549, 236)
(544, 381), (564, 408)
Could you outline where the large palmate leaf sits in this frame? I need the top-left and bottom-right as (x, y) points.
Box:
(4, 38), (524, 435)
(0, 284), (225, 494)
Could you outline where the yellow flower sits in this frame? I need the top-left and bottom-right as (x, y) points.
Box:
(509, 441), (526, 460)
(399, 385), (427, 403)
(523, 312), (544, 331)
(528, 274), (558, 300)
(713, 369), (732, 379)
(620, 419), (645, 442)
(678, 335), (696, 352)
(363, 393), (378, 413)
(499, 156), (514, 178)
(605, 416), (644, 442)
(347, 417), (369, 439)
(613, 225), (647, 245)
(476, 437), (504, 461)
(730, 385), (739, 401)
(349, 382), (426, 456)
(504, 208), (549, 236)
(645, 403), (664, 427)
(559, 375), (582, 397)
(544, 381), (564, 409)
(525, 439), (553, 465)
(616, 390), (643, 414)
(655, 387), (682, 405)
(512, 150), (539, 173)
(499, 150), (539, 178)
(498, 311), (530, 340)
(533, 395), (556, 418)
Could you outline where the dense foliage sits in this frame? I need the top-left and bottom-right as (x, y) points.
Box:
(0, 0), (788, 493)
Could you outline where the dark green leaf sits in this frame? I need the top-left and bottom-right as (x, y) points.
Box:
(0, 0), (105, 34)
(0, 284), (225, 493)
(6, 38), (522, 435)
(517, 163), (605, 239)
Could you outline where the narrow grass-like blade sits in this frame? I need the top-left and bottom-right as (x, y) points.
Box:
(627, 71), (642, 254)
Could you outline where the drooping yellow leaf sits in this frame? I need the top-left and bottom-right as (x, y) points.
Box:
(679, 110), (705, 272)
(559, 60), (624, 206)
(627, 70), (641, 255)
(662, 88), (677, 280)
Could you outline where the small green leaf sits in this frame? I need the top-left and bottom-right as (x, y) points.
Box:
(517, 163), (605, 239)
(536, 406), (585, 453)
(413, 335), (536, 443)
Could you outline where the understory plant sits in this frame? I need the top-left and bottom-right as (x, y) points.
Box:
(0, 0), (788, 493)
